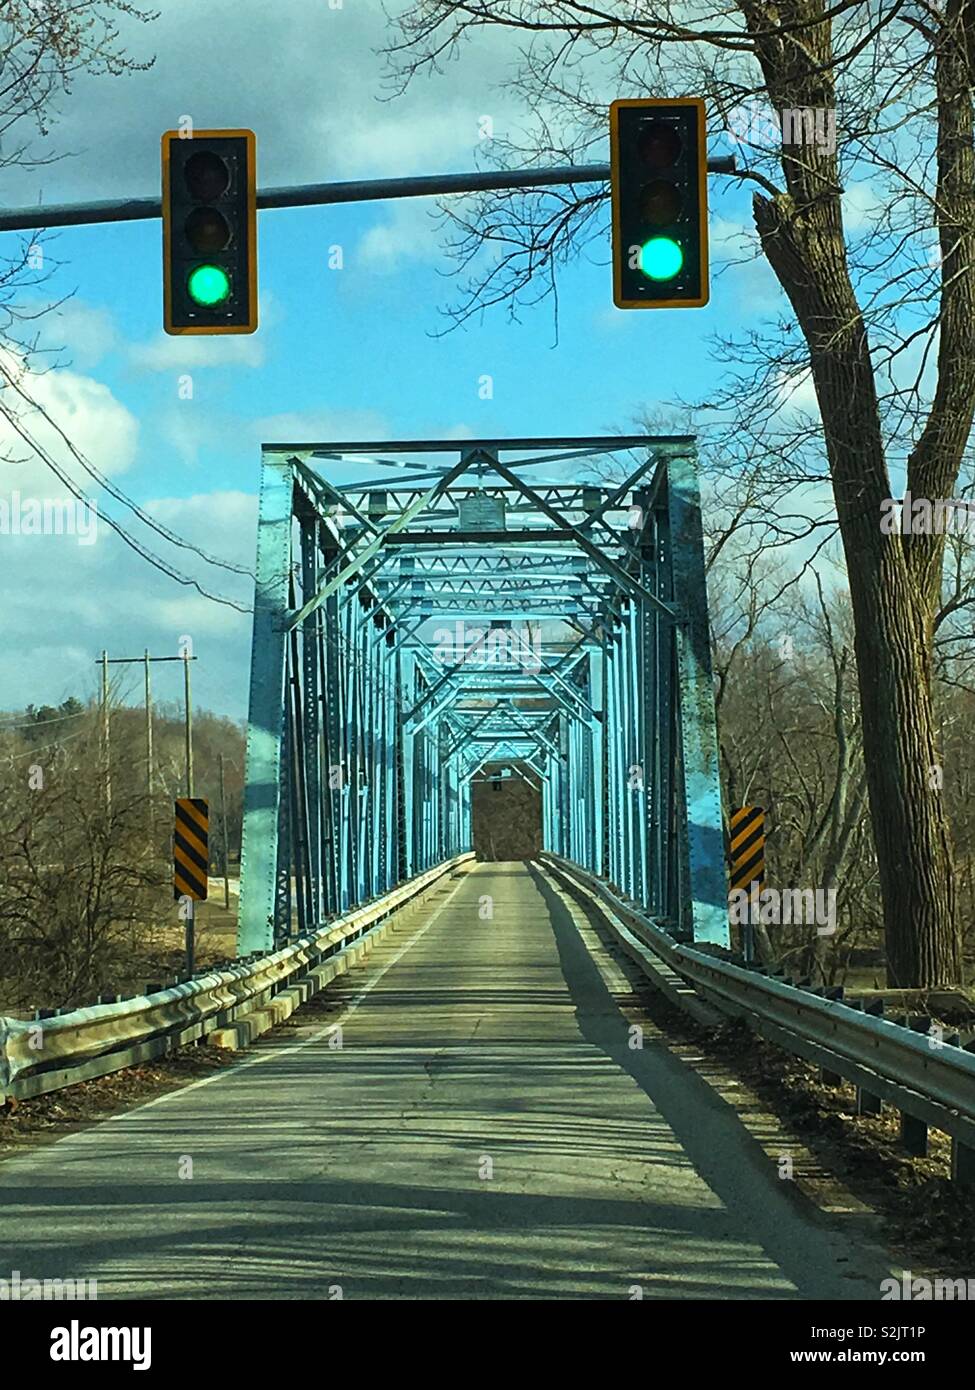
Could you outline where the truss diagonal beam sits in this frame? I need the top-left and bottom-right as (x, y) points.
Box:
(239, 436), (729, 956)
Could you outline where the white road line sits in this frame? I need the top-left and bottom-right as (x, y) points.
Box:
(87, 868), (478, 1125)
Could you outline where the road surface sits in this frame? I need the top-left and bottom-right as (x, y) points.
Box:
(0, 862), (892, 1299)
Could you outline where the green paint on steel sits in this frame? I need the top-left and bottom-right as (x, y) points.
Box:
(238, 438), (729, 956)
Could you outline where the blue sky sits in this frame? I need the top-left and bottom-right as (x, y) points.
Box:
(0, 0), (803, 721)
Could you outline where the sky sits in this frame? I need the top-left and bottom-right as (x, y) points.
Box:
(0, 0), (860, 722)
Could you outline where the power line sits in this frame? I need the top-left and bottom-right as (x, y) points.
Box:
(0, 725), (92, 760)
(0, 393), (254, 614)
(0, 708), (88, 729)
(0, 359), (255, 580)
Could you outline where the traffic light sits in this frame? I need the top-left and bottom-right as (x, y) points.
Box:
(610, 98), (708, 309)
(162, 129), (257, 335)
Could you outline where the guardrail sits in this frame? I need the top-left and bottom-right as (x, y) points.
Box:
(0, 852), (475, 1103)
(540, 853), (975, 1187)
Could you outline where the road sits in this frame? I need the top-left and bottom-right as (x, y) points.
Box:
(0, 862), (891, 1299)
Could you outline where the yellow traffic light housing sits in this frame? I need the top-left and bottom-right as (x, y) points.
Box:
(162, 128), (257, 335)
(610, 98), (709, 309)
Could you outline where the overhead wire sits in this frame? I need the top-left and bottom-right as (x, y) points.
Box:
(0, 357), (255, 580)
(0, 387), (254, 614)
(0, 707), (88, 729)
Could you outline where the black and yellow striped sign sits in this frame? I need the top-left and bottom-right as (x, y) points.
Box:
(729, 805), (765, 897)
(174, 797), (209, 901)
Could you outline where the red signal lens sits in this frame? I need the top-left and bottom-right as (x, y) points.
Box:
(637, 122), (682, 170)
(184, 150), (231, 202)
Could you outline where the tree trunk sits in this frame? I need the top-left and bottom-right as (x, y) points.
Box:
(846, 548), (959, 986)
(753, 191), (960, 986)
(741, 0), (969, 987)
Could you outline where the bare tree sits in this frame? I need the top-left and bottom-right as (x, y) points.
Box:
(384, 0), (975, 986)
(0, 1), (155, 357)
(0, 708), (163, 1009)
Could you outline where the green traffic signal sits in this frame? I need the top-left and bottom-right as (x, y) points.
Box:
(163, 129), (257, 334)
(187, 264), (232, 307)
(610, 99), (708, 308)
(639, 236), (684, 281)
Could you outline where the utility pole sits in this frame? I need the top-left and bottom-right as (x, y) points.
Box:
(103, 648), (199, 977)
(144, 650), (153, 847)
(100, 648), (198, 815)
(100, 649), (111, 815)
(219, 753), (230, 911)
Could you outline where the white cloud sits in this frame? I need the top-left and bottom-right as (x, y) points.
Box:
(357, 199), (443, 274)
(149, 593), (250, 640)
(44, 301), (119, 368)
(0, 488), (258, 717)
(0, 351), (139, 496)
(711, 214), (755, 252)
(127, 288), (281, 373)
(251, 409), (390, 448)
(128, 332), (266, 373)
(149, 487), (255, 541)
(771, 365), (820, 419)
(843, 182), (885, 233)
(339, 109), (483, 180)
(1, 0), (516, 210)
(709, 215), (784, 313)
(157, 404), (211, 469)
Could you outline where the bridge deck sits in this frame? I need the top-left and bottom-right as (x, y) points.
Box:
(0, 864), (889, 1299)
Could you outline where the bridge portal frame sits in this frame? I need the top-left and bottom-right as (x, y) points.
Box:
(237, 437), (729, 955)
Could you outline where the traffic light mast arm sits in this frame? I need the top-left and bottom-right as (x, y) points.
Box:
(0, 157), (736, 234)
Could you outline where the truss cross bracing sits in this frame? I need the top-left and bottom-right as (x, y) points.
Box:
(237, 437), (728, 954)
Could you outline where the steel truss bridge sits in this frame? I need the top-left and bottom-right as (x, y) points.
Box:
(3, 434), (975, 1303)
(237, 435), (729, 955)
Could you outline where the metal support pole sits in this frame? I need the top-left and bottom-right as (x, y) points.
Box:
(100, 649), (111, 815)
(219, 753), (230, 912)
(238, 456), (293, 954)
(667, 451), (730, 947)
(144, 649), (153, 848)
(183, 651), (194, 798)
(0, 157), (737, 234)
(185, 900), (195, 978)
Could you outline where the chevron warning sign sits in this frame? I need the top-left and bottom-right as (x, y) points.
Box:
(729, 805), (765, 899)
(174, 797), (209, 901)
